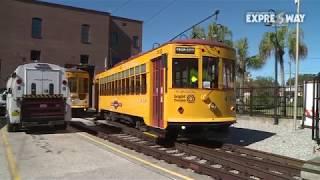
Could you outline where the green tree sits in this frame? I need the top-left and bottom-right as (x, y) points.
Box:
(235, 38), (265, 87)
(190, 23), (233, 47)
(259, 27), (308, 86)
(248, 76), (275, 87)
(286, 74), (315, 86)
(190, 26), (206, 39)
(235, 38), (248, 90)
(207, 23), (233, 46)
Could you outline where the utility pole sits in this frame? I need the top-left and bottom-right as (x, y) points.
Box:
(293, 0), (300, 130)
(289, 61), (292, 93)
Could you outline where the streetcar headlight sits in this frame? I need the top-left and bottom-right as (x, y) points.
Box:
(209, 102), (217, 110)
(230, 106), (235, 111)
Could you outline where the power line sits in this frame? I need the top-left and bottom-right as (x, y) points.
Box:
(112, 0), (132, 13)
(145, 0), (177, 24)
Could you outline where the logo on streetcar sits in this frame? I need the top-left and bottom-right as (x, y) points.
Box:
(111, 100), (122, 109)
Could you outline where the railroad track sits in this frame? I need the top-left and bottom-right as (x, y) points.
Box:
(69, 121), (305, 180)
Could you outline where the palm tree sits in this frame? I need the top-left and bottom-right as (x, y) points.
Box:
(259, 26), (308, 86)
(190, 26), (206, 39)
(208, 23), (233, 46)
(235, 38), (248, 90)
(235, 38), (265, 112)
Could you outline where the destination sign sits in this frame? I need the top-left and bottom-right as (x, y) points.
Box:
(175, 47), (195, 54)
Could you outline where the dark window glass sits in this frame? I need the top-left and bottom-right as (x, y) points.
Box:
(106, 82), (108, 96)
(223, 59), (235, 88)
(31, 83), (36, 95)
(111, 32), (118, 46)
(121, 79), (125, 95)
(203, 57), (219, 89)
(104, 83), (107, 96)
(133, 36), (139, 49)
(32, 18), (42, 38)
(125, 78), (129, 94)
(135, 75), (140, 94)
(68, 77), (77, 93)
(130, 76), (135, 94)
(81, 24), (90, 43)
(79, 78), (88, 93)
(80, 55), (89, 64)
(141, 74), (146, 94)
(172, 58), (198, 88)
(49, 83), (54, 95)
(108, 82), (111, 96)
(111, 81), (115, 95)
(30, 50), (41, 61)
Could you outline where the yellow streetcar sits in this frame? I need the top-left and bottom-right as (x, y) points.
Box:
(65, 68), (90, 113)
(96, 39), (236, 138)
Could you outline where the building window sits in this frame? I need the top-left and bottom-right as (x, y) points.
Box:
(80, 55), (89, 64)
(133, 36), (139, 49)
(30, 50), (41, 61)
(32, 18), (42, 38)
(81, 24), (90, 43)
(111, 32), (118, 46)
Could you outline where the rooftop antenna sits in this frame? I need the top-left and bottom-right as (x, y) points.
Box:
(169, 9), (220, 41)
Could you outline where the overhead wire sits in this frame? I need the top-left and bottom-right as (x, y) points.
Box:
(112, 0), (132, 13)
(145, 0), (177, 24)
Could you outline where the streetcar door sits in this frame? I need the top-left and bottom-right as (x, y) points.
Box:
(152, 57), (164, 128)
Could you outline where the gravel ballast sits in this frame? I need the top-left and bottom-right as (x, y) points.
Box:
(228, 115), (320, 161)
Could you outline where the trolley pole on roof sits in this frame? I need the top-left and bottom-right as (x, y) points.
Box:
(293, 0), (301, 130)
(169, 10), (220, 41)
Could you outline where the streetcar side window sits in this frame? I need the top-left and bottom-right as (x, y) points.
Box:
(141, 73), (146, 94)
(115, 80), (119, 95)
(141, 64), (147, 94)
(107, 82), (111, 96)
(223, 59), (235, 88)
(202, 56), (219, 89)
(172, 58), (198, 88)
(125, 78), (129, 94)
(68, 77), (77, 93)
(79, 78), (88, 94)
(130, 76), (135, 94)
(135, 75), (141, 94)
(111, 81), (115, 95)
(121, 79), (125, 95)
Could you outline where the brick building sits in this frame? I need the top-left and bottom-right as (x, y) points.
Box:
(0, 0), (143, 88)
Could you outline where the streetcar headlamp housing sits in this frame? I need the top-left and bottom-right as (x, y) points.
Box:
(209, 102), (217, 110)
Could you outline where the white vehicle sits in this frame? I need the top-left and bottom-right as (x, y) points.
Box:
(0, 90), (6, 116)
(5, 63), (71, 132)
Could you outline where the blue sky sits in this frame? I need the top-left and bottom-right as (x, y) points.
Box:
(41, 0), (320, 80)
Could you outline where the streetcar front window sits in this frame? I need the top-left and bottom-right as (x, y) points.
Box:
(172, 58), (198, 88)
(223, 59), (235, 88)
(202, 56), (219, 89)
(79, 78), (89, 93)
(68, 77), (77, 93)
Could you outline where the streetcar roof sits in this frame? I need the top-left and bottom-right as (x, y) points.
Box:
(113, 39), (234, 68)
